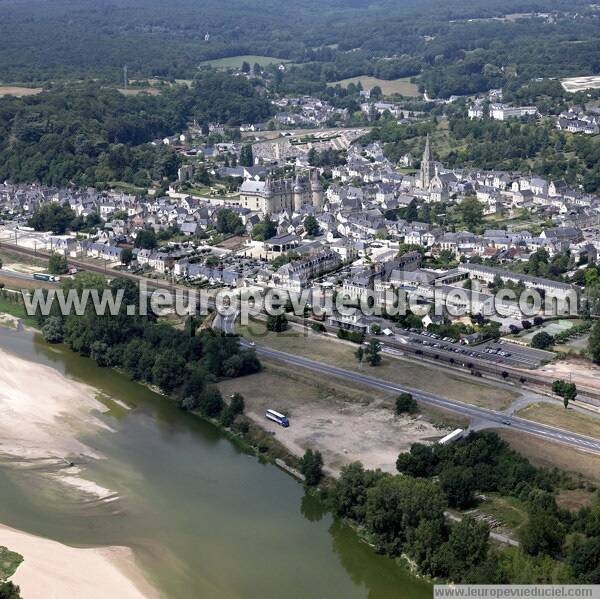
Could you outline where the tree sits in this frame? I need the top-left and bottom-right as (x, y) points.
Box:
(370, 85), (383, 100)
(552, 379), (577, 406)
(355, 346), (364, 364)
(300, 449), (324, 486)
(216, 208), (243, 235)
(396, 443), (438, 477)
(458, 197), (484, 229)
(364, 339), (382, 366)
(230, 392), (245, 415)
(48, 252), (68, 275)
(239, 144), (254, 167)
(120, 247), (134, 265)
(531, 332), (554, 349)
(520, 511), (565, 556)
(395, 393), (418, 415)
(134, 229), (157, 249)
(41, 315), (64, 343)
(568, 537), (600, 583)
(28, 203), (75, 234)
(439, 466), (476, 508)
(405, 199), (418, 222)
(433, 517), (490, 580)
(199, 386), (224, 417)
(329, 462), (383, 522)
(589, 321), (600, 364)
(266, 313), (288, 332)
(0, 582), (22, 599)
(365, 476), (446, 555)
(241, 61), (251, 74)
(152, 349), (186, 393)
(251, 216), (277, 241)
(303, 215), (320, 236)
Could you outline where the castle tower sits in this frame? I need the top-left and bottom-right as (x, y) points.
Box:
(311, 170), (324, 210)
(420, 133), (435, 189)
(263, 177), (275, 214)
(293, 174), (304, 212)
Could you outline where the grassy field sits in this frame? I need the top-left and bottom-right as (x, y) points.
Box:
(327, 76), (420, 97)
(0, 546), (23, 580)
(239, 319), (518, 410)
(201, 55), (289, 69)
(516, 403), (600, 440)
(497, 428), (600, 482)
(117, 87), (161, 96)
(0, 295), (37, 326)
(0, 85), (42, 97)
(478, 493), (529, 533)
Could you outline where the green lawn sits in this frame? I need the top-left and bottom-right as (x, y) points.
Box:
(327, 76), (420, 97)
(477, 494), (529, 532)
(0, 546), (23, 580)
(0, 296), (37, 326)
(201, 55), (289, 69)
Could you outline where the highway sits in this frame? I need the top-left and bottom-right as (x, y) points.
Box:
(241, 341), (600, 455)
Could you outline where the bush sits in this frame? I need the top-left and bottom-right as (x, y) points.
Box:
(531, 332), (554, 350)
(41, 316), (64, 343)
(395, 393), (419, 415)
(300, 449), (324, 486)
(266, 313), (288, 332)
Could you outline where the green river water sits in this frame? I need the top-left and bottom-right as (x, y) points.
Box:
(0, 325), (431, 599)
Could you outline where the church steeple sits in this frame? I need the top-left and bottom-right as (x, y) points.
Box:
(420, 133), (434, 189)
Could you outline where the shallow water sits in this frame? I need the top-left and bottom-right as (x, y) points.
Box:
(0, 325), (432, 599)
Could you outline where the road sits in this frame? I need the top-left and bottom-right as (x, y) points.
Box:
(241, 341), (600, 455)
(0, 268), (36, 282)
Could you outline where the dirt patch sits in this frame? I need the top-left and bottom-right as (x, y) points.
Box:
(537, 357), (600, 393)
(0, 86), (42, 97)
(218, 361), (452, 475)
(496, 428), (600, 482)
(516, 403), (600, 440)
(556, 489), (597, 512)
(240, 320), (519, 411)
(215, 235), (247, 250)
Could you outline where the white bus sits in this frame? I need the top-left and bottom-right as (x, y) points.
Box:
(265, 409), (289, 428)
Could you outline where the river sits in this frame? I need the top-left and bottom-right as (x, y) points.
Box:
(0, 324), (431, 599)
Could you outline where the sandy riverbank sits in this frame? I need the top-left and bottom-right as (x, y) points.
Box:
(0, 348), (108, 463)
(0, 524), (158, 599)
(0, 347), (159, 596)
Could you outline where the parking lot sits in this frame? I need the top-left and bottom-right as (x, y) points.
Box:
(393, 329), (554, 369)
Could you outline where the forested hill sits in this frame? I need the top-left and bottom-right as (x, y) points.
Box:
(0, 72), (272, 187)
(0, 0), (597, 95)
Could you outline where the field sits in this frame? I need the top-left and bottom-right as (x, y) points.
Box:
(200, 55), (289, 69)
(239, 319), (519, 410)
(561, 75), (600, 93)
(0, 86), (42, 97)
(116, 87), (161, 96)
(218, 360), (454, 475)
(476, 494), (529, 533)
(327, 76), (420, 97)
(516, 403), (600, 440)
(497, 428), (600, 482)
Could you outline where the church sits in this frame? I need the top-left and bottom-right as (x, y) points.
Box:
(417, 134), (450, 202)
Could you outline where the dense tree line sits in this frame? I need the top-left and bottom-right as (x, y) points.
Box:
(327, 432), (600, 583)
(1, 0), (598, 103)
(0, 72), (271, 187)
(36, 274), (261, 417)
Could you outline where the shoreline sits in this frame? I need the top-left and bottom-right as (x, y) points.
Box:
(0, 523), (158, 599)
(0, 336), (159, 597)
